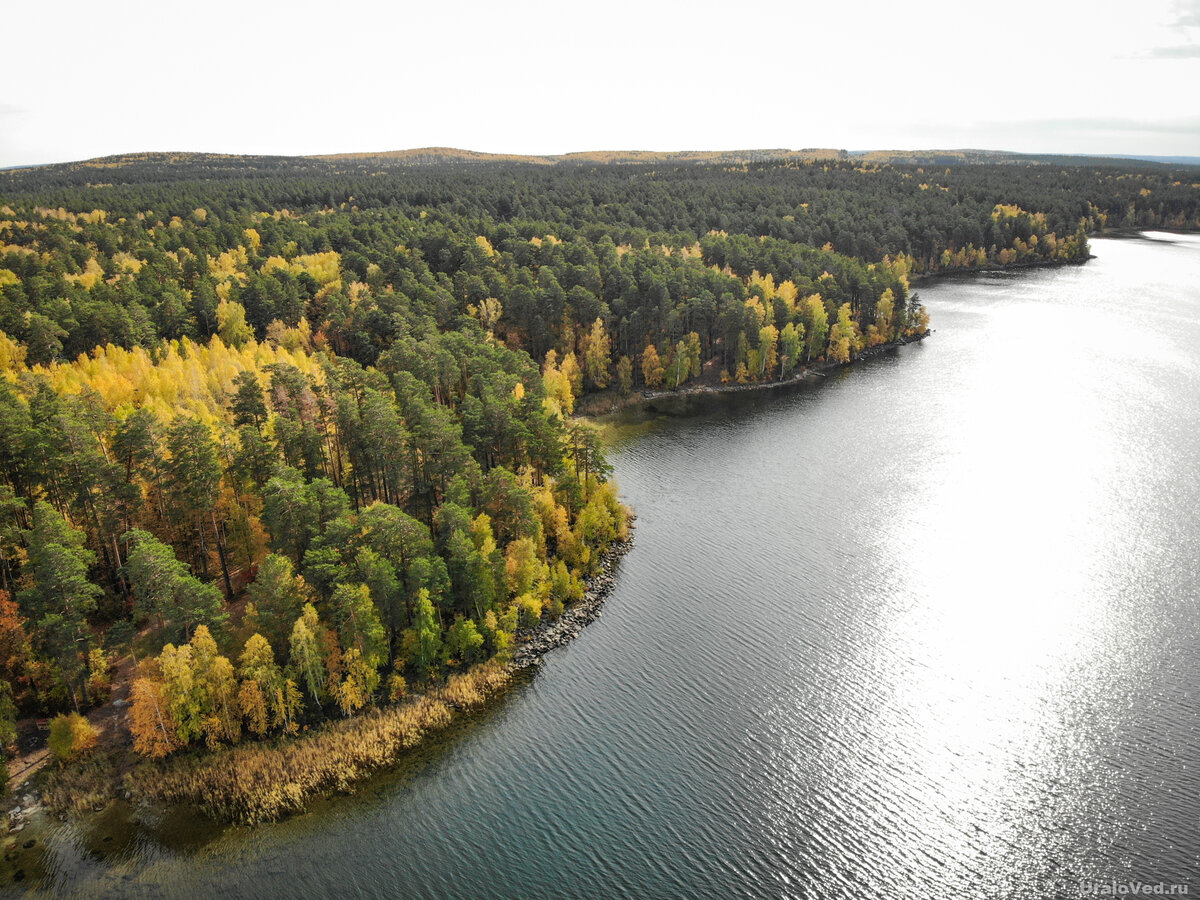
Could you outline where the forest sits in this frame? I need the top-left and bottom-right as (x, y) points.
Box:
(0, 150), (1197, 810)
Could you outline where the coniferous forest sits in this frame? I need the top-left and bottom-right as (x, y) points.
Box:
(0, 150), (1197, 819)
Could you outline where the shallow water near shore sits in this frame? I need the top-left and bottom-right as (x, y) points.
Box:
(6, 233), (1200, 898)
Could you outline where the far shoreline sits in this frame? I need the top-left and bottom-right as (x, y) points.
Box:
(575, 330), (932, 419)
(575, 246), (1150, 420)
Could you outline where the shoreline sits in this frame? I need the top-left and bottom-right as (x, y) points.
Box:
(576, 331), (932, 418)
(908, 254), (1092, 285)
(16, 522), (639, 831)
(512, 524), (636, 668)
(8, 253), (1081, 834)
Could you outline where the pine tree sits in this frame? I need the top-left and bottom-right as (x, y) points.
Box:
(401, 589), (442, 681)
(245, 554), (310, 659)
(19, 502), (101, 709)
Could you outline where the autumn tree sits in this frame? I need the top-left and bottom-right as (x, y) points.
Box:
(130, 672), (182, 758)
(581, 318), (611, 389)
(826, 303), (861, 365)
(802, 295), (829, 362)
(159, 642), (203, 744)
(873, 288), (895, 345)
(289, 603), (327, 704)
(541, 350), (575, 415)
(560, 352), (583, 401)
(0, 593), (32, 704)
(217, 299), (253, 348)
(334, 648), (376, 717)
(641, 344), (664, 389)
(190, 625), (240, 747)
(616, 356), (633, 395)
(758, 324), (779, 380)
(47, 712), (97, 760)
(779, 322), (803, 378)
(238, 632), (300, 736)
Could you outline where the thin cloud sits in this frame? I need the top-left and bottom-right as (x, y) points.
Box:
(896, 115), (1200, 156)
(1023, 116), (1200, 135)
(1138, 1), (1200, 57)
(1170, 0), (1200, 26)
(1145, 43), (1200, 56)
(928, 115), (1200, 137)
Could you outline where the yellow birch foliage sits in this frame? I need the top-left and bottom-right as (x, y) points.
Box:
(759, 325), (779, 378)
(218, 299), (254, 348)
(239, 680), (269, 736)
(871, 289), (895, 345)
(264, 251), (342, 286)
(64, 258), (104, 289)
(0, 330), (26, 374)
(209, 246), (249, 284)
(744, 296), (768, 328)
(826, 303), (861, 364)
(560, 352), (583, 399)
(582, 318), (611, 388)
(131, 677), (183, 758)
(335, 649), (371, 717)
(30, 333), (323, 424)
(777, 280), (799, 315)
(641, 344), (665, 388)
(541, 350), (575, 415)
(749, 271), (777, 301)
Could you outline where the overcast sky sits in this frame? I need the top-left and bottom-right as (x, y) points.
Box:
(2, 0), (1198, 167)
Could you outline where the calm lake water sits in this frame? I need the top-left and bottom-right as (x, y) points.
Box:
(10, 234), (1200, 899)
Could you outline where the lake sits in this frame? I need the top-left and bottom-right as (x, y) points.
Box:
(12, 233), (1200, 899)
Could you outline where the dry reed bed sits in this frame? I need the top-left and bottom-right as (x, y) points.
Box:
(128, 663), (512, 825)
(39, 750), (124, 816)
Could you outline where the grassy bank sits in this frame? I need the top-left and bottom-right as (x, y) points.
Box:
(37, 663), (513, 826)
(127, 662), (512, 825)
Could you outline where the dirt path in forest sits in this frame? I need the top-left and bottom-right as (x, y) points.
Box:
(5, 653), (136, 796)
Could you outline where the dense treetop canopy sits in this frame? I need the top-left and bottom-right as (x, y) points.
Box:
(0, 150), (1195, 767)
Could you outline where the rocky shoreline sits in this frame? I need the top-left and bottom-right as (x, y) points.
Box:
(511, 525), (636, 669)
(6, 792), (40, 837)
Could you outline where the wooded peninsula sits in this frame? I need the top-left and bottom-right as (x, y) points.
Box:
(0, 149), (1196, 823)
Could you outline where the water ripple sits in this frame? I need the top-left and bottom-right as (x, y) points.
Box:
(18, 235), (1200, 899)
